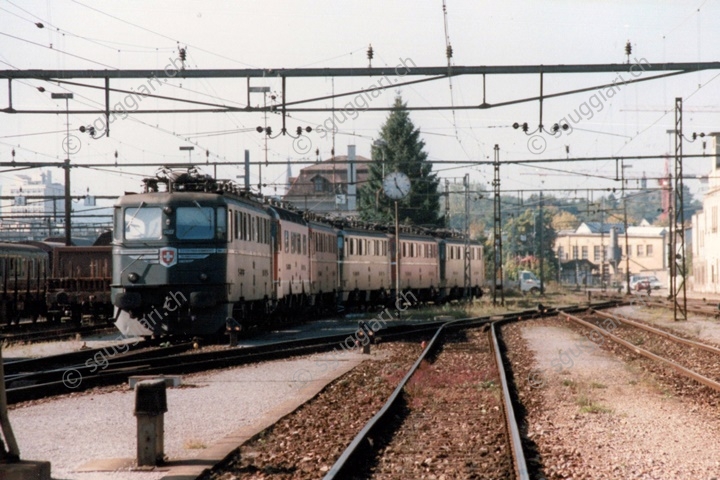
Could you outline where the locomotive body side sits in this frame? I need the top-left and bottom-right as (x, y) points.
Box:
(307, 221), (339, 309)
(439, 238), (484, 301)
(225, 197), (273, 328)
(112, 192), (232, 336)
(337, 228), (391, 307)
(267, 205), (311, 313)
(394, 233), (440, 302)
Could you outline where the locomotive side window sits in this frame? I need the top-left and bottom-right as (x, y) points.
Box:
(284, 230), (289, 252)
(125, 206), (162, 240)
(216, 207), (227, 240)
(176, 206), (214, 240)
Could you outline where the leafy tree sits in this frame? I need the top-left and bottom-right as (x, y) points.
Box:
(503, 207), (558, 281)
(358, 96), (442, 227)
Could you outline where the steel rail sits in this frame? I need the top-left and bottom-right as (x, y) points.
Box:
(490, 319), (530, 480)
(593, 309), (720, 356)
(5, 320), (478, 404)
(322, 317), (484, 479)
(560, 312), (720, 393)
(322, 309), (561, 479)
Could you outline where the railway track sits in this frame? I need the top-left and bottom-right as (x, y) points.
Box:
(560, 309), (720, 393)
(0, 320), (115, 344)
(323, 317), (527, 479)
(200, 303), (621, 480)
(5, 318), (522, 405)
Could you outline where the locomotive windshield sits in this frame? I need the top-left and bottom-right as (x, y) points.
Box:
(176, 205), (216, 240)
(124, 206), (162, 240)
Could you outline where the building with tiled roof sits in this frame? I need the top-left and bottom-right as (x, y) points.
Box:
(283, 153), (370, 216)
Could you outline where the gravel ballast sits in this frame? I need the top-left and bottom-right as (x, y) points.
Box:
(8, 349), (367, 480)
(504, 317), (720, 478)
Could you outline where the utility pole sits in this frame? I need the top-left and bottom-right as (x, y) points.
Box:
(51, 92), (73, 246)
(539, 191), (544, 294)
(492, 145), (504, 306)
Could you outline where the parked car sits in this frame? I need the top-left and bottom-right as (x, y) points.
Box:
(626, 275), (662, 291)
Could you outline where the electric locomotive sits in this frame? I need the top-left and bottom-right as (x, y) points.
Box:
(112, 169), (273, 336)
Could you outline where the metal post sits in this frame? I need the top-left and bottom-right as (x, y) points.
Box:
(673, 97), (688, 321)
(463, 173), (471, 298)
(51, 93), (73, 246)
(0, 343), (20, 461)
(395, 200), (401, 311)
(622, 161), (631, 294)
(539, 191), (544, 294)
(492, 145), (504, 306)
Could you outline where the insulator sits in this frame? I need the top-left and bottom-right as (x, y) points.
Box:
(446, 44), (453, 59)
(367, 44), (374, 61)
(522, 122), (529, 132)
(266, 127), (272, 135)
(179, 47), (187, 62)
(625, 41), (631, 56)
(296, 126), (302, 136)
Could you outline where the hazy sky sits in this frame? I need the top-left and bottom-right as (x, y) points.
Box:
(1, 0), (719, 212)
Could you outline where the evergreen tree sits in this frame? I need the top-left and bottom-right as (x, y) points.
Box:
(358, 96), (442, 227)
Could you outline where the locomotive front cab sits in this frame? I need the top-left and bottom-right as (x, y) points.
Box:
(112, 192), (229, 336)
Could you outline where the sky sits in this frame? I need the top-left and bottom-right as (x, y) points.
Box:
(1, 0), (720, 219)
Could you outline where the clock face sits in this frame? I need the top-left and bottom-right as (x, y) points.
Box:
(383, 172), (411, 200)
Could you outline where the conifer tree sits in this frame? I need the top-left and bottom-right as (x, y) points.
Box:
(358, 96), (442, 227)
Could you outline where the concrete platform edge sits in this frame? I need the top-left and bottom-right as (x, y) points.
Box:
(158, 353), (368, 480)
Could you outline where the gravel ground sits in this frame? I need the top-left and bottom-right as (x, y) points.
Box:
(203, 341), (424, 480)
(611, 304), (720, 346)
(368, 328), (514, 479)
(204, 329), (516, 480)
(8, 350), (366, 480)
(504, 316), (720, 479)
(2, 332), (136, 360)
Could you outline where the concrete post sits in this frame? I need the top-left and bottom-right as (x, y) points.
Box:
(134, 380), (167, 466)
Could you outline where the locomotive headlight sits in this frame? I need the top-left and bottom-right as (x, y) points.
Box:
(199, 273), (208, 282)
(127, 272), (140, 283)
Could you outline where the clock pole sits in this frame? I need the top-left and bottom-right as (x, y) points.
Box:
(395, 200), (400, 313)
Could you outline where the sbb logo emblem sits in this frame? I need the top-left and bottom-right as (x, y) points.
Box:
(159, 247), (177, 267)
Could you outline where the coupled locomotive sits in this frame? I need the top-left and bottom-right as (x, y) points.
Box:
(111, 169), (484, 337)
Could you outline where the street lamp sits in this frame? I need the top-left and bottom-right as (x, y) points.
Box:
(51, 92), (74, 246)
